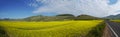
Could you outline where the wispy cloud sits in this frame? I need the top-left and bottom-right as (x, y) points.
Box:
(29, 3), (38, 7)
(30, 0), (120, 17)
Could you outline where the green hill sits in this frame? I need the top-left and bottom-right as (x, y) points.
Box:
(75, 15), (102, 20)
(24, 14), (75, 21)
(23, 14), (102, 21)
(105, 14), (120, 20)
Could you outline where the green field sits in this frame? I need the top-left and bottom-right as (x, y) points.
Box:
(112, 20), (120, 22)
(0, 20), (105, 37)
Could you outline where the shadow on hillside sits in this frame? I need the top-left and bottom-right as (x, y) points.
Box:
(86, 22), (106, 37)
(0, 26), (9, 37)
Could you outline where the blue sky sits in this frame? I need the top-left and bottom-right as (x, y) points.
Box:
(108, 0), (118, 5)
(0, 0), (119, 19)
(0, 0), (35, 18)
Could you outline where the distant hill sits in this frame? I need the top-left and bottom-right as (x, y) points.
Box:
(23, 14), (102, 21)
(75, 15), (102, 20)
(105, 14), (120, 20)
(24, 14), (75, 21)
(56, 14), (75, 20)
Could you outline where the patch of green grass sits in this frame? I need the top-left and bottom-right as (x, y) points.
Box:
(86, 22), (106, 37)
(0, 26), (9, 37)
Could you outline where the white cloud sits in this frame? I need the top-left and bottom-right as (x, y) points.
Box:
(29, 3), (38, 7)
(31, 0), (120, 17)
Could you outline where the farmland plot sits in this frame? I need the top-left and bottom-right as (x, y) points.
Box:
(0, 20), (103, 37)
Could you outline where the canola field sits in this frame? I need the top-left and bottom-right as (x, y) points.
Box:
(112, 20), (120, 22)
(0, 20), (103, 37)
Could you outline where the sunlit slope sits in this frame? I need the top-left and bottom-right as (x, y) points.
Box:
(0, 20), (103, 37)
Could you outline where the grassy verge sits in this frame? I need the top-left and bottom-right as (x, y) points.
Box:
(86, 22), (106, 37)
(0, 26), (9, 37)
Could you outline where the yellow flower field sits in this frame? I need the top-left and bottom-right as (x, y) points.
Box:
(0, 20), (103, 37)
(112, 20), (120, 22)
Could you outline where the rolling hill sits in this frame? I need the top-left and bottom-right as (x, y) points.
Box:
(75, 15), (102, 20)
(23, 14), (102, 21)
(105, 14), (120, 20)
